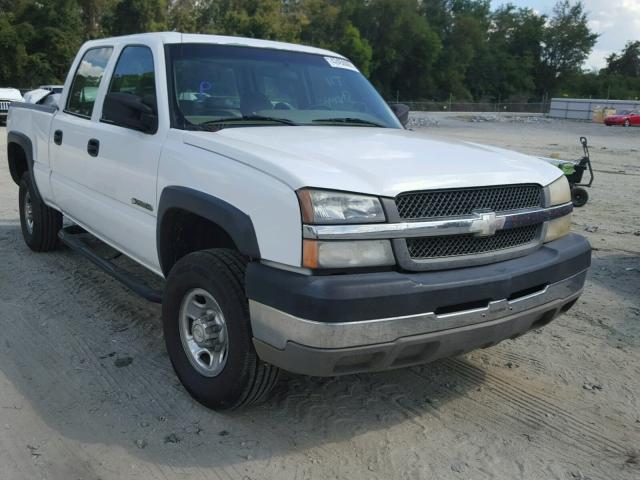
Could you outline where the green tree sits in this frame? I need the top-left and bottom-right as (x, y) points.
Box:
(467, 5), (544, 101)
(78, 0), (116, 38)
(106, 0), (167, 36)
(298, 0), (371, 74)
(0, 0), (84, 86)
(538, 0), (598, 95)
(195, 0), (303, 42)
(432, 0), (491, 100)
(605, 41), (640, 77)
(352, 0), (441, 99)
(168, 0), (199, 32)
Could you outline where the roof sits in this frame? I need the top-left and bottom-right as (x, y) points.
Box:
(82, 32), (344, 59)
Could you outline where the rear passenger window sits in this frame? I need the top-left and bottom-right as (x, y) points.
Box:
(66, 47), (113, 118)
(104, 46), (156, 113)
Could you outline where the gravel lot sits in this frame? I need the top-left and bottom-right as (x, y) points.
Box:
(0, 115), (638, 480)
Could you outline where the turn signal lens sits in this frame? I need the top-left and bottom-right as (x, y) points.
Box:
(302, 239), (395, 269)
(544, 214), (572, 243)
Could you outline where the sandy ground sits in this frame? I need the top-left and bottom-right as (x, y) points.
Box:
(0, 115), (638, 480)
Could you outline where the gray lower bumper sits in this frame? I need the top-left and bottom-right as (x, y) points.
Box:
(250, 270), (586, 376)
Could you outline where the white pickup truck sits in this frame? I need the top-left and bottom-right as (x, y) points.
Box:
(7, 33), (591, 410)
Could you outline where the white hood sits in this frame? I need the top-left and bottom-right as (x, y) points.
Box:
(23, 88), (52, 104)
(0, 88), (23, 102)
(183, 126), (562, 197)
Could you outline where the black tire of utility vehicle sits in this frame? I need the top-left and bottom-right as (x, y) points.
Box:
(571, 187), (589, 207)
(162, 249), (279, 410)
(19, 172), (62, 252)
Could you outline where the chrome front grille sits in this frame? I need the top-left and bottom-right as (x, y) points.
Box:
(406, 224), (540, 260)
(392, 184), (546, 270)
(395, 184), (543, 220)
(0, 101), (10, 111)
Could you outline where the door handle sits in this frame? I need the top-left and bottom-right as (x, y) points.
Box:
(53, 130), (63, 145)
(87, 138), (100, 157)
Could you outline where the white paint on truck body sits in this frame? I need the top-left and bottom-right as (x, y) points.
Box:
(7, 32), (564, 276)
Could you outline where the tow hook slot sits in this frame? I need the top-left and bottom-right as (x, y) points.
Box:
(435, 299), (491, 316)
(508, 284), (547, 301)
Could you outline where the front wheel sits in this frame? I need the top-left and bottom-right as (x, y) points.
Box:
(162, 249), (279, 410)
(623, 119), (630, 127)
(19, 172), (62, 251)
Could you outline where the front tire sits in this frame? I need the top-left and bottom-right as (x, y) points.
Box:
(624, 119), (630, 127)
(18, 172), (62, 251)
(162, 249), (279, 410)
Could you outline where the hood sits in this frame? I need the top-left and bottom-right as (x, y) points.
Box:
(0, 88), (23, 101)
(183, 126), (563, 197)
(23, 89), (52, 104)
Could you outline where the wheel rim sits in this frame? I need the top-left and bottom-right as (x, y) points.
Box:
(23, 190), (34, 234)
(178, 288), (229, 377)
(624, 120), (630, 127)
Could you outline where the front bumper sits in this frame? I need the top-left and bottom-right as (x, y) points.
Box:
(247, 234), (591, 376)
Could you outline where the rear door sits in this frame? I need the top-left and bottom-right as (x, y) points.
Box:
(50, 46), (114, 226)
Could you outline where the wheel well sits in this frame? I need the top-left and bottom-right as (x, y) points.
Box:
(159, 208), (239, 276)
(8, 142), (29, 184)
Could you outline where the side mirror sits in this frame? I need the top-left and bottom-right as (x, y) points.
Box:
(102, 92), (158, 134)
(390, 103), (410, 128)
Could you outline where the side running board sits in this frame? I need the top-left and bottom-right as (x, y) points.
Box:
(58, 227), (163, 303)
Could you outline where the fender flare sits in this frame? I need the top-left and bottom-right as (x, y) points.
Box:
(7, 131), (35, 186)
(157, 186), (261, 275)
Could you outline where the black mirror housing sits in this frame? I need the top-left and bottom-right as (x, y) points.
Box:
(102, 92), (158, 134)
(390, 103), (410, 128)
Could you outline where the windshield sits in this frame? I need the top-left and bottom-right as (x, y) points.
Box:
(167, 44), (401, 130)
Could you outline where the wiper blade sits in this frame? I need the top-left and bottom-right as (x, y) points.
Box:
(199, 115), (298, 127)
(312, 117), (385, 127)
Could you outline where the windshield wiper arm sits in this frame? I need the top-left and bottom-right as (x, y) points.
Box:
(312, 117), (385, 127)
(199, 115), (298, 127)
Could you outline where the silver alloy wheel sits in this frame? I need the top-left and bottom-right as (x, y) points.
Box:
(23, 190), (34, 234)
(179, 288), (229, 377)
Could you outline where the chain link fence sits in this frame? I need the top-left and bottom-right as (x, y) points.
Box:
(389, 100), (550, 113)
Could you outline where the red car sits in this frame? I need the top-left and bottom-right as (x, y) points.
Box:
(604, 110), (640, 127)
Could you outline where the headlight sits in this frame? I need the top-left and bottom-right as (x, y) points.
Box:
(547, 175), (571, 206)
(297, 188), (385, 224)
(544, 176), (572, 242)
(303, 239), (395, 269)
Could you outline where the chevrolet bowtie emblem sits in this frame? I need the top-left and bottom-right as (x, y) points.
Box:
(471, 211), (505, 237)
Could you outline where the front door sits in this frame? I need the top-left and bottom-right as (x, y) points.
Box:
(83, 44), (165, 272)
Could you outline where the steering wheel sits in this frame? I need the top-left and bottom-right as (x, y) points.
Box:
(306, 104), (332, 110)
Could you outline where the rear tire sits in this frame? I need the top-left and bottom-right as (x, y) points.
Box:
(18, 172), (62, 251)
(162, 249), (279, 410)
(571, 187), (589, 207)
(623, 119), (630, 127)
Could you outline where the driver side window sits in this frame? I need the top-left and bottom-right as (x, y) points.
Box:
(101, 45), (157, 129)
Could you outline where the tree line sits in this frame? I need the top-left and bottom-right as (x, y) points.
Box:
(1, 0), (638, 101)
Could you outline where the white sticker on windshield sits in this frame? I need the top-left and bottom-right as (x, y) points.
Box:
(324, 56), (358, 71)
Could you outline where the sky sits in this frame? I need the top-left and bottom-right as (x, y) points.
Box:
(490, 0), (640, 70)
